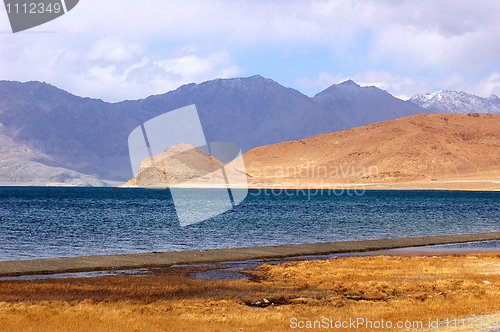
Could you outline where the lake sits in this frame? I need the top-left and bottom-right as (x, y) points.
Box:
(1, 187), (500, 261)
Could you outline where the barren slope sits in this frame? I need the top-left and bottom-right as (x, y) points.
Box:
(122, 143), (247, 188)
(244, 113), (500, 190)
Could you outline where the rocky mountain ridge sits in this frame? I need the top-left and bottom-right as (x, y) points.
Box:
(409, 90), (500, 114)
(0, 76), (432, 184)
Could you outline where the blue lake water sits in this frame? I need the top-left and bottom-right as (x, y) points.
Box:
(1, 187), (500, 261)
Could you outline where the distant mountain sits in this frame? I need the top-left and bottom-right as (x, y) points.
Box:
(244, 113), (500, 190)
(313, 80), (432, 130)
(409, 90), (500, 114)
(0, 76), (431, 184)
(0, 160), (108, 186)
(0, 80), (125, 182)
(0, 77), (336, 182)
(136, 75), (337, 154)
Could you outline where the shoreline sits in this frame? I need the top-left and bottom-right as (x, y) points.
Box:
(3, 246), (500, 281)
(2, 184), (500, 191)
(3, 231), (500, 277)
(116, 184), (500, 192)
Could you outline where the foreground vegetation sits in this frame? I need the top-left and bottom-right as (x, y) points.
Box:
(1, 254), (500, 331)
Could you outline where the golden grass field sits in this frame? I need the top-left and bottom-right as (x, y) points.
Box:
(2, 254), (500, 331)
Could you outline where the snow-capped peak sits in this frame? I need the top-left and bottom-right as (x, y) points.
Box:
(409, 90), (500, 114)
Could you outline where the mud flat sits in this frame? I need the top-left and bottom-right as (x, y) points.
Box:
(3, 231), (500, 277)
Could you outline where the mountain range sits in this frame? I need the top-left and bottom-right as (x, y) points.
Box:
(409, 90), (500, 114)
(0, 76), (431, 185)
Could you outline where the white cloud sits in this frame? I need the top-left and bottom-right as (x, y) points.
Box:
(76, 49), (241, 101)
(438, 74), (466, 91)
(1, 0), (500, 100)
(470, 72), (500, 98)
(85, 38), (145, 64)
(0, 34), (240, 101)
(353, 71), (430, 100)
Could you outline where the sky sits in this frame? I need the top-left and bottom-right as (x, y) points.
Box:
(1, 0), (500, 102)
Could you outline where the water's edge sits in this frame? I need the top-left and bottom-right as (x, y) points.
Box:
(2, 231), (500, 277)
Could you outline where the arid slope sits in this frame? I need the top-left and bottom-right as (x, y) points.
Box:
(122, 143), (247, 188)
(243, 113), (500, 190)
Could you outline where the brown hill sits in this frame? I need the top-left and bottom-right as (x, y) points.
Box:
(243, 113), (500, 191)
(122, 143), (247, 188)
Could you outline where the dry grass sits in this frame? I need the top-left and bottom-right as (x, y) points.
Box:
(2, 254), (500, 331)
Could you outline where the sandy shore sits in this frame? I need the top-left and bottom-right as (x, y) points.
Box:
(3, 232), (500, 277)
(243, 177), (500, 191)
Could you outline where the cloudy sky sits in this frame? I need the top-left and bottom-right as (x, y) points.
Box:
(1, 0), (499, 102)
